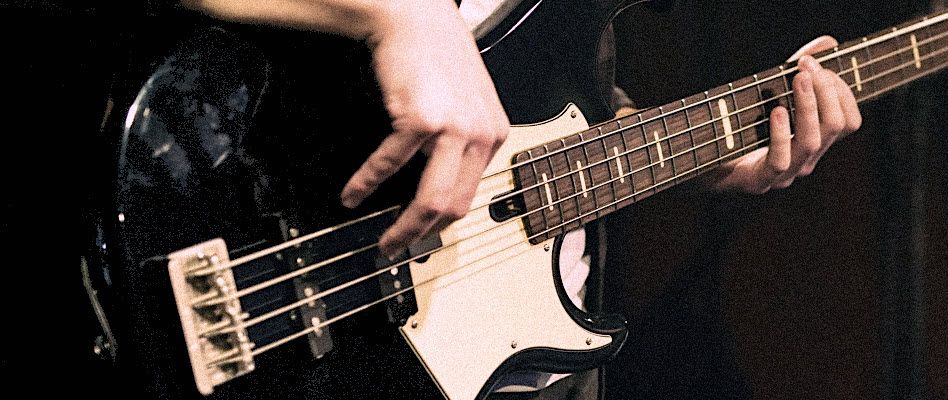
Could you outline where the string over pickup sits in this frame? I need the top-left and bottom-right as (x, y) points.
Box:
(168, 239), (255, 396)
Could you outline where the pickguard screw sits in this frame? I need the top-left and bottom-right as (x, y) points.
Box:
(411, 320), (418, 329)
(586, 338), (592, 345)
(511, 341), (518, 349)
(544, 244), (550, 252)
(570, 110), (577, 118)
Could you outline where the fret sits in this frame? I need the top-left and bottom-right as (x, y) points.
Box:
(579, 132), (601, 218)
(545, 144), (568, 236)
(582, 127), (615, 219)
(777, 66), (797, 124)
(822, 47), (845, 75)
(609, 120), (635, 210)
(627, 113), (656, 202)
(892, 34), (913, 80)
(868, 36), (906, 92)
(834, 50), (857, 89)
(617, 114), (639, 209)
(640, 107), (675, 193)
(744, 73), (768, 154)
(546, 139), (582, 233)
(563, 132), (598, 226)
(657, 107), (679, 184)
(921, 20), (948, 72)
(752, 66), (789, 154)
(530, 146), (563, 238)
(733, 75), (767, 156)
(599, 120), (633, 210)
(727, 82), (744, 154)
(685, 91), (720, 174)
(597, 126), (620, 216)
(917, 22), (937, 66)
(702, 91), (724, 167)
(856, 40), (876, 99)
(661, 103), (696, 182)
(507, 10), (948, 241)
(683, 99), (700, 176)
(514, 151), (546, 240)
(707, 84), (740, 159)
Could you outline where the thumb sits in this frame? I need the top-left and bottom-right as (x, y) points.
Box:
(787, 35), (840, 62)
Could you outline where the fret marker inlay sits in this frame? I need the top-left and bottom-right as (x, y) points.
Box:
(851, 57), (863, 92)
(613, 147), (625, 183)
(653, 131), (666, 168)
(576, 161), (588, 197)
(717, 99), (735, 149)
(541, 173), (554, 211)
(911, 34), (921, 69)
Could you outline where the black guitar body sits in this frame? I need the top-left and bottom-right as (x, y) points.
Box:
(89, 1), (642, 398)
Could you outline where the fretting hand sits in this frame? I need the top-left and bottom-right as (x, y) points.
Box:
(707, 36), (862, 193)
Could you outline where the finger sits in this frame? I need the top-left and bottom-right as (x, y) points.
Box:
(378, 136), (465, 256)
(709, 149), (763, 192)
(787, 65), (821, 175)
(834, 75), (862, 135)
(427, 141), (492, 234)
(341, 129), (426, 208)
(787, 35), (839, 62)
(814, 72), (846, 161)
(767, 106), (794, 188)
(811, 75), (863, 162)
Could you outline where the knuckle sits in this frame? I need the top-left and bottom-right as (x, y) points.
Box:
(773, 179), (793, 189)
(848, 114), (863, 132)
(825, 116), (846, 135)
(770, 158), (791, 174)
(445, 205), (468, 221)
(413, 113), (447, 136)
(417, 198), (449, 220)
(821, 69), (838, 85)
(793, 72), (807, 90)
(802, 137), (822, 156)
(799, 163), (816, 177)
(493, 125), (509, 147)
(368, 153), (400, 176)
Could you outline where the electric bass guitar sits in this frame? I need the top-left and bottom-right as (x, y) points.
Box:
(84, 1), (948, 398)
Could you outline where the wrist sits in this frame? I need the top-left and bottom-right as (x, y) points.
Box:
(181, 0), (394, 39)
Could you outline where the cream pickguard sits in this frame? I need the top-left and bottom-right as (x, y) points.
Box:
(401, 104), (614, 400)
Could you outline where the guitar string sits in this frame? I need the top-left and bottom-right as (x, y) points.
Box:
(198, 54), (948, 359)
(187, 23), (948, 280)
(245, 136), (771, 357)
(193, 103), (780, 311)
(466, 16), (948, 186)
(248, 52), (948, 355)
(202, 52), (948, 348)
(189, 40), (948, 312)
(198, 116), (769, 327)
(461, 27), (948, 213)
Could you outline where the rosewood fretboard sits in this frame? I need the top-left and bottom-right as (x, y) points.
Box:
(513, 10), (948, 244)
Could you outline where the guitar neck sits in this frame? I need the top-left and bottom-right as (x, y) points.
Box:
(514, 10), (948, 244)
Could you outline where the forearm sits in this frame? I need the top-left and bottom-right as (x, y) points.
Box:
(182, 0), (463, 43)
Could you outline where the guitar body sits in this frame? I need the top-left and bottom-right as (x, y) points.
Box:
(92, 0), (639, 398)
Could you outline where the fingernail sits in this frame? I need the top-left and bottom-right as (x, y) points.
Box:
(340, 195), (359, 209)
(804, 56), (820, 70)
(382, 246), (403, 261)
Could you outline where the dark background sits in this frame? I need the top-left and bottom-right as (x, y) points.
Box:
(1, 0), (944, 398)
(604, 1), (947, 399)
